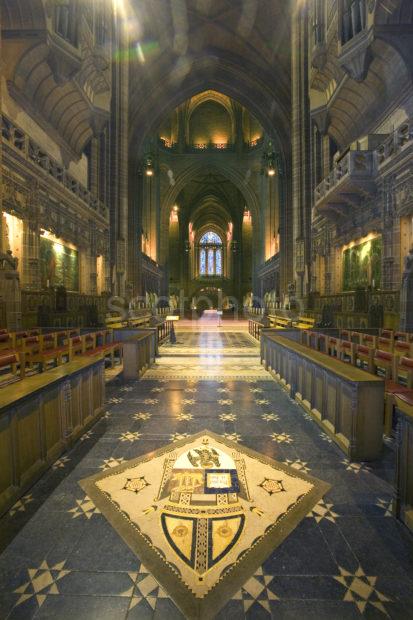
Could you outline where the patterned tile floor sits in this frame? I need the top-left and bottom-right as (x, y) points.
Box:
(0, 328), (413, 619)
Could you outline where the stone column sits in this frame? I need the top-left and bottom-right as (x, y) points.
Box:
(88, 220), (97, 295)
(0, 29), (21, 328)
(400, 250), (413, 331)
(22, 221), (41, 290)
(110, 4), (129, 298)
(89, 137), (99, 196)
(177, 106), (186, 153)
(127, 159), (143, 297)
(291, 4), (312, 303)
(234, 103), (243, 154)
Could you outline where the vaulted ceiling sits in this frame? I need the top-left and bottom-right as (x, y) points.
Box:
(128, 0), (291, 153)
(175, 172), (243, 234)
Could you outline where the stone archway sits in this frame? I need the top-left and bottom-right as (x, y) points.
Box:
(159, 162), (262, 269)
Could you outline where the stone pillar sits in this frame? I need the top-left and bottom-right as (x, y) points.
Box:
(110, 4), (129, 298)
(291, 4), (312, 303)
(0, 257), (21, 330)
(0, 28), (20, 328)
(234, 103), (243, 154)
(177, 106), (186, 153)
(88, 220), (97, 295)
(127, 160), (143, 297)
(400, 250), (413, 331)
(89, 137), (99, 196)
(22, 221), (41, 290)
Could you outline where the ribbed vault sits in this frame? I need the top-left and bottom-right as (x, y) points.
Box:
(128, 0), (291, 157)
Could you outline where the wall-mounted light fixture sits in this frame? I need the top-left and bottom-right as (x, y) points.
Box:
(144, 154), (154, 176)
(184, 240), (190, 253)
(261, 140), (280, 177)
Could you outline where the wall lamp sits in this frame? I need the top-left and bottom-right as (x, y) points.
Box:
(144, 154), (154, 176)
(261, 139), (279, 177)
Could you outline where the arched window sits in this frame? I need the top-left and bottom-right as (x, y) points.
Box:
(199, 232), (223, 276)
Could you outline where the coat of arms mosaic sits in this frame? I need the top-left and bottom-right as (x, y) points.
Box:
(81, 431), (329, 619)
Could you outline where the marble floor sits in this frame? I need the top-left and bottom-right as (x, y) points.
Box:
(1, 326), (413, 620)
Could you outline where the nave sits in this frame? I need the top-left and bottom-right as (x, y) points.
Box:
(0, 325), (412, 620)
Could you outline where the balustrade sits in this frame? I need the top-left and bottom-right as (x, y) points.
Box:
(377, 119), (413, 167)
(2, 115), (108, 218)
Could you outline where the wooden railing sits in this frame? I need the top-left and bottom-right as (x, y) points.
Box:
(248, 319), (262, 340)
(1, 115), (108, 219)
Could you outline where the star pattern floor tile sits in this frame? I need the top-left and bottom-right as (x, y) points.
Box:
(0, 327), (412, 620)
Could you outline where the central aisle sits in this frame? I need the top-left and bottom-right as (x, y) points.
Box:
(143, 326), (268, 381)
(0, 325), (411, 620)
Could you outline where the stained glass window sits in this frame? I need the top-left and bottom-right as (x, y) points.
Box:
(199, 231), (223, 276)
(215, 249), (222, 275)
(200, 249), (206, 274)
(200, 231), (221, 245)
(207, 249), (214, 274)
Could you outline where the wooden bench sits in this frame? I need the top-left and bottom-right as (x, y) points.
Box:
(379, 329), (394, 342)
(260, 332), (384, 460)
(0, 350), (25, 381)
(268, 315), (292, 329)
(327, 336), (340, 357)
(22, 334), (69, 372)
(372, 350), (412, 436)
(377, 336), (393, 353)
(339, 339), (355, 365)
(394, 331), (413, 343)
(0, 356), (105, 516)
(354, 344), (375, 373)
(361, 333), (377, 350)
(295, 316), (316, 330)
(0, 333), (13, 351)
(393, 340), (413, 364)
(394, 356), (413, 389)
(393, 392), (413, 533)
(83, 330), (123, 367)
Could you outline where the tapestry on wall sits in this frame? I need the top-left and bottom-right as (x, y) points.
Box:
(343, 236), (382, 291)
(40, 237), (79, 291)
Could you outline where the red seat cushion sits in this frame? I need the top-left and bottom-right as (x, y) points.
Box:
(385, 380), (411, 394)
(375, 350), (392, 362)
(399, 356), (413, 369)
(25, 337), (39, 345)
(396, 391), (413, 406)
(40, 347), (68, 356)
(0, 353), (17, 366)
(357, 345), (369, 354)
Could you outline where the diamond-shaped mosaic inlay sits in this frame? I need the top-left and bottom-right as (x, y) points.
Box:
(80, 430), (329, 619)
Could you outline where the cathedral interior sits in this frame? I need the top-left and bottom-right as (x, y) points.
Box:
(1, 1), (413, 619)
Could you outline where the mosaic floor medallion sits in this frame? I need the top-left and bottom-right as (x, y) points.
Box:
(80, 431), (330, 619)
